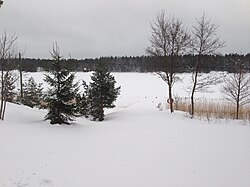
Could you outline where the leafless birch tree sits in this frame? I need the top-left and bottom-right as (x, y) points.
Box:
(190, 13), (225, 117)
(1, 71), (18, 120)
(221, 64), (250, 119)
(0, 31), (18, 120)
(147, 11), (190, 112)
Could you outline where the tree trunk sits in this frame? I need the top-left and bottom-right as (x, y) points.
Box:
(99, 101), (104, 121)
(168, 53), (174, 113)
(2, 99), (7, 120)
(190, 91), (195, 116)
(0, 69), (4, 120)
(236, 74), (241, 119)
(236, 101), (239, 119)
(190, 55), (201, 117)
(168, 84), (174, 113)
(191, 70), (198, 117)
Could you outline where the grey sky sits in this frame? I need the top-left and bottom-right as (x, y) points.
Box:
(0, 0), (249, 58)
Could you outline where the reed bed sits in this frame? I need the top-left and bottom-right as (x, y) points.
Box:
(172, 97), (250, 121)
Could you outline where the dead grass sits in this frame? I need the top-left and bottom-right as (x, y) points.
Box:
(172, 97), (250, 121)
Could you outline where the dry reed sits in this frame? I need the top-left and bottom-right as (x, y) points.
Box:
(171, 97), (250, 121)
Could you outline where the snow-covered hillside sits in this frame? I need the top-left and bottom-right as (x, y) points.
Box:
(0, 72), (250, 187)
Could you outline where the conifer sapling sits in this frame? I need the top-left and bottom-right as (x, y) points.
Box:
(21, 77), (43, 108)
(88, 64), (120, 121)
(44, 43), (79, 125)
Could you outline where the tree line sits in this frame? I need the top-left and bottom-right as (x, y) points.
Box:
(0, 54), (249, 73)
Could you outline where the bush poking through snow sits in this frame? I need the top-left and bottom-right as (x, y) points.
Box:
(20, 77), (43, 108)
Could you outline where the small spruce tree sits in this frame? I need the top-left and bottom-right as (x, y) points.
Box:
(21, 77), (43, 108)
(44, 43), (79, 125)
(3, 71), (17, 102)
(88, 64), (120, 121)
(75, 80), (89, 117)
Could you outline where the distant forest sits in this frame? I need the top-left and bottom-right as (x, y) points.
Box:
(1, 53), (250, 73)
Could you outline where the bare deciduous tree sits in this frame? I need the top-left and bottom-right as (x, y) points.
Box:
(1, 71), (18, 120)
(221, 64), (250, 119)
(147, 11), (190, 112)
(0, 31), (18, 120)
(0, 0), (3, 7)
(190, 13), (225, 117)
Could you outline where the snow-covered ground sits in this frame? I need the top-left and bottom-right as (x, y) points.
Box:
(0, 72), (250, 187)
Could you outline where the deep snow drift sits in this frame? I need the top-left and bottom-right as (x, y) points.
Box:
(0, 72), (250, 187)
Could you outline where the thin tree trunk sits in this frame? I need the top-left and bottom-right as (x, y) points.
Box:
(168, 83), (174, 113)
(99, 101), (104, 121)
(236, 101), (239, 119)
(0, 69), (4, 120)
(2, 99), (6, 120)
(190, 89), (195, 116)
(191, 67), (199, 117)
(236, 73), (241, 119)
(169, 53), (174, 113)
(190, 55), (201, 117)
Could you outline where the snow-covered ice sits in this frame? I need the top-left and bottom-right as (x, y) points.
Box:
(0, 72), (250, 187)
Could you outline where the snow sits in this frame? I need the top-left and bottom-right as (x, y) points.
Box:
(0, 72), (250, 187)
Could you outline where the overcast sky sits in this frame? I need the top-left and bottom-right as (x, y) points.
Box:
(0, 0), (249, 58)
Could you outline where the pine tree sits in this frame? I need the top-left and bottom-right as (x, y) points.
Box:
(44, 43), (79, 125)
(88, 64), (120, 121)
(21, 77), (43, 108)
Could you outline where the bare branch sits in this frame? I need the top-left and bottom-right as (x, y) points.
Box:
(221, 69), (250, 119)
(189, 13), (225, 117)
(192, 13), (225, 55)
(49, 42), (62, 61)
(0, 31), (18, 60)
(147, 11), (190, 113)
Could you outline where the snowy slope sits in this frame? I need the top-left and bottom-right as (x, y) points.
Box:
(0, 72), (250, 187)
